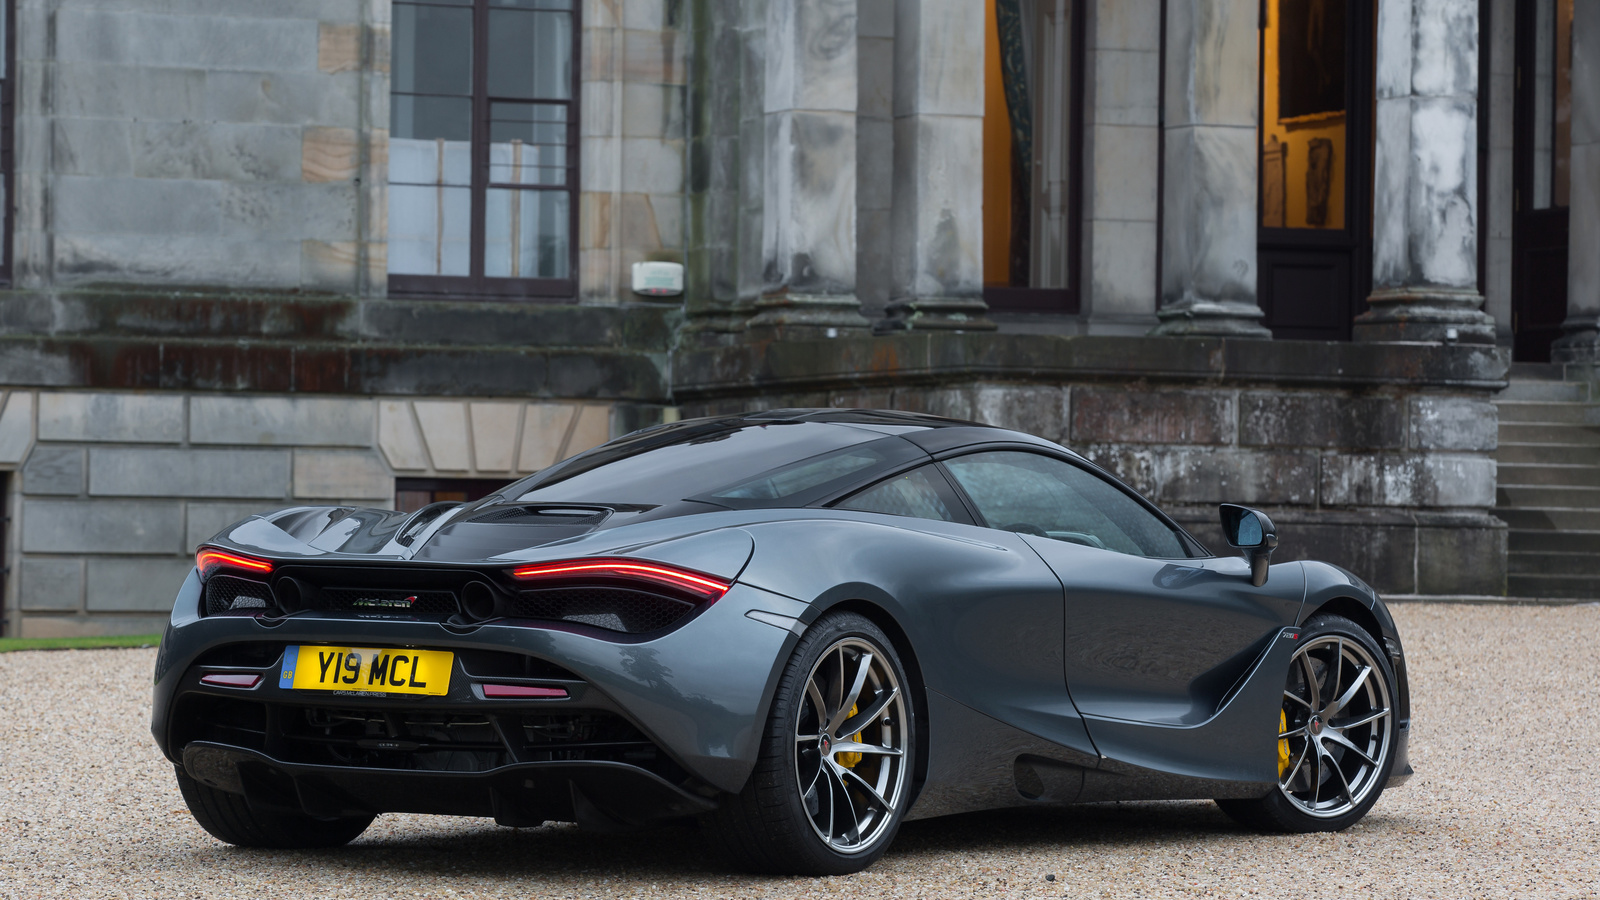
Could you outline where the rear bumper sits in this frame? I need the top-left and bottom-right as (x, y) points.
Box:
(182, 742), (715, 829)
(153, 571), (809, 794)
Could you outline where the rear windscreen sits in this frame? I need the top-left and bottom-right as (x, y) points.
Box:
(506, 420), (893, 507)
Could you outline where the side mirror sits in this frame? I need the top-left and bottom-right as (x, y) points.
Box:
(1219, 504), (1278, 587)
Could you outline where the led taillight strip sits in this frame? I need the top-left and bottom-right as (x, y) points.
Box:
(196, 548), (274, 580)
(508, 558), (731, 600)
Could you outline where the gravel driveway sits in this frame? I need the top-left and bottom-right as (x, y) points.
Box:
(3, 603), (1597, 899)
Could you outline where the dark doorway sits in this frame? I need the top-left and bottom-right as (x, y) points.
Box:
(1512, 0), (1574, 362)
(395, 477), (513, 514)
(1256, 0), (1376, 341)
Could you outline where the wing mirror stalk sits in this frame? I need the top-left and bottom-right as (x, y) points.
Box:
(1219, 504), (1277, 587)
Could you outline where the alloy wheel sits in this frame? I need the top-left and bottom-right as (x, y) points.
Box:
(793, 637), (910, 854)
(1277, 634), (1394, 818)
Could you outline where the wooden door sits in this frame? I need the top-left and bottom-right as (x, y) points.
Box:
(1512, 0), (1574, 362)
(1256, 0), (1375, 341)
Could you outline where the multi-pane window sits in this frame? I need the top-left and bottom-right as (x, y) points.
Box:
(388, 0), (577, 298)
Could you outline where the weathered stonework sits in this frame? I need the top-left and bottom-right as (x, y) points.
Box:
(1, 387), (643, 638)
(676, 333), (1511, 597)
(1153, 0), (1268, 338)
(1356, 0), (1496, 343)
(1553, 0), (1600, 363)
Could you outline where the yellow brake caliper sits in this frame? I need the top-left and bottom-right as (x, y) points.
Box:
(837, 704), (863, 768)
(1277, 709), (1291, 777)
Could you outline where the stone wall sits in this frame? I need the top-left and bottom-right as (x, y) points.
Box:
(0, 389), (643, 638)
(675, 333), (1511, 598)
(14, 0), (385, 293)
(578, 0), (689, 304)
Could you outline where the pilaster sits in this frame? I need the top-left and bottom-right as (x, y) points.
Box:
(879, 0), (993, 333)
(1552, 0), (1600, 363)
(1355, 0), (1495, 344)
(1152, 0), (1269, 338)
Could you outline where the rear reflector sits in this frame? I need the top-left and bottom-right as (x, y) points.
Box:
(507, 557), (731, 600)
(200, 673), (262, 689)
(482, 684), (568, 699)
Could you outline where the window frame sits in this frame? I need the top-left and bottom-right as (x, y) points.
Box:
(931, 446), (1207, 559)
(387, 0), (581, 301)
(981, 0), (1086, 315)
(829, 462), (978, 526)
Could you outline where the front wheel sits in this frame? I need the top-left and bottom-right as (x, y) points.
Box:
(711, 611), (915, 875)
(1216, 614), (1398, 832)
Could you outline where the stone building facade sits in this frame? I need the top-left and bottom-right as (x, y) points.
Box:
(0, 0), (1595, 635)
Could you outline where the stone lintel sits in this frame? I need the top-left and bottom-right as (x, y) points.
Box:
(1353, 286), (1497, 344)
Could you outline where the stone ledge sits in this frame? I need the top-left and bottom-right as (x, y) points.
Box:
(673, 333), (1512, 398)
(0, 289), (678, 351)
(0, 336), (670, 400)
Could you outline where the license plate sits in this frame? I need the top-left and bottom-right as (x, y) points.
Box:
(280, 646), (453, 696)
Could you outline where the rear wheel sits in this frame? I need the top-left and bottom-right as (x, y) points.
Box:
(1216, 614), (1397, 832)
(711, 612), (914, 875)
(175, 765), (374, 848)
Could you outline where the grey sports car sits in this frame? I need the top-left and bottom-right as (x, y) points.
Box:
(152, 409), (1412, 874)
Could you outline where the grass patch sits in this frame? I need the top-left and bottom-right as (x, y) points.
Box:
(0, 634), (162, 653)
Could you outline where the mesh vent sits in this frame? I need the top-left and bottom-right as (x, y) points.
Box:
(204, 576), (275, 616)
(316, 588), (459, 616)
(509, 587), (696, 634)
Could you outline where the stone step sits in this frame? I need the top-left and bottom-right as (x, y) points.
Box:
(1495, 442), (1600, 466)
(1509, 362), (1565, 380)
(1507, 573), (1600, 600)
(1497, 380), (1592, 402)
(1495, 401), (1600, 425)
(1497, 485), (1600, 509)
(1495, 508), (1600, 531)
(1508, 551), (1600, 576)
(1508, 530), (1600, 553)
(1495, 463), (1600, 487)
(1498, 422), (1600, 445)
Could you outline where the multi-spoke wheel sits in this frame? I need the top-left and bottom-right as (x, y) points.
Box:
(1217, 614), (1397, 832)
(711, 611), (914, 875)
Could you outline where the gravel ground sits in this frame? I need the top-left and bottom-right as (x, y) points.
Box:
(2, 603), (1597, 899)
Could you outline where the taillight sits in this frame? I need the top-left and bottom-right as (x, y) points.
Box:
(196, 548), (274, 581)
(507, 558), (731, 601)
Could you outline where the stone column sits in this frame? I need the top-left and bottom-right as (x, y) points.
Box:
(748, 0), (871, 337)
(1552, 0), (1600, 363)
(879, 0), (993, 332)
(1354, 0), (1495, 343)
(1153, 0), (1270, 338)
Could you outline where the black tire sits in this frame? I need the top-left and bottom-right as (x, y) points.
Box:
(175, 765), (375, 849)
(710, 611), (916, 875)
(1216, 614), (1399, 833)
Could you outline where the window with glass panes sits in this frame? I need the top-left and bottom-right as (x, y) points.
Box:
(388, 0), (577, 298)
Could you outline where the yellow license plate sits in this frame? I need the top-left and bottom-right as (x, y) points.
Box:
(279, 646), (453, 696)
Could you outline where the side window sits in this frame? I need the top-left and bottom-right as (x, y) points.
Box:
(942, 451), (1187, 558)
(835, 466), (958, 523)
